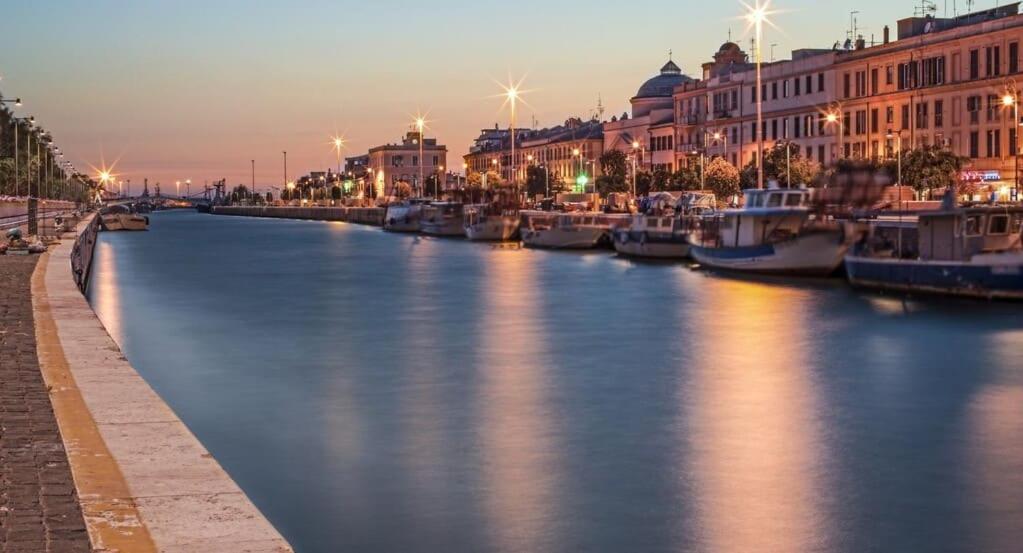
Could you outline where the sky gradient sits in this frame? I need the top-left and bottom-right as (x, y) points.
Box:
(0, 0), (987, 192)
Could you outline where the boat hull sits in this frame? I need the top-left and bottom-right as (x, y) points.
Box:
(690, 230), (847, 275)
(521, 227), (608, 249)
(465, 216), (520, 241)
(383, 206), (423, 233)
(845, 253), (1023, 300)
(612, 230), (690, 259)
(421, 221), (465, 237)
(101, 214), (148, 231)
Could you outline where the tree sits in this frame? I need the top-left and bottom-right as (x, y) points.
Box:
(650, 168), (673, 192)
(634, 171), (653, 197)
(331, 185), (342, 200)
(900, 145), (967, 197)
(393, 181), (412, 199)
(704, 157), (741, 200)
(673, 164), (701, 191)
(599, 150), (629, 180)
(596, 175), (629, 196)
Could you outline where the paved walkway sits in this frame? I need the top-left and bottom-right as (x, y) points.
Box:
(0, 255), (90, 553)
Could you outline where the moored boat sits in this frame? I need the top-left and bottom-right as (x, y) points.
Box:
(384, 198), (430, 232)
(613, 192), (716, 259)
(521, 212), (628, 249)
(463, 190), (521, 241)
(846, 202), (1023, 299)
(100, 205), (149, 231)
(420, 202), (465, 237)
(688, 188), (855, 275)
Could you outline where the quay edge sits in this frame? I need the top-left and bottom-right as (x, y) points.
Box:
(31, 213), (294, 552)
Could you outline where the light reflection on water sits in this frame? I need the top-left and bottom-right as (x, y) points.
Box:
(87, 211), (1023, 553)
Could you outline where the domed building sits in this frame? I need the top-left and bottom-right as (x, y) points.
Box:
(603, 57), (693, 174)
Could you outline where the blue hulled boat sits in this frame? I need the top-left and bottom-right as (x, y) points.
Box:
(846, 204), (1023, 300)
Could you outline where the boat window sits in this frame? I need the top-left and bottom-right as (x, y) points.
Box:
(767, 193), (783, 208)
(648, 218), (660, 228)
(1012, 216), (1023, 234)
(964, 215), (983, 237)
(988, 214), (1010, 235)
(747, 193), (764, 208)
(784, 194), (803, 207)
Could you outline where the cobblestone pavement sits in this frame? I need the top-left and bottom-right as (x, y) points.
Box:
(0, 256), (90, 553)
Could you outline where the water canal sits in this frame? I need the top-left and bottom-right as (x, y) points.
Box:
(87, 210), (1023, 553)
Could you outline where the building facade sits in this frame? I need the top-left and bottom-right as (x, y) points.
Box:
(603, 59), (693, 173)
(663, 3), (1023, 197)
(365, 132), (447, 198)
(464, 118), (604, 191)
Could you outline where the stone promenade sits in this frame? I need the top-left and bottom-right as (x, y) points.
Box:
(0, 255), (90, 553)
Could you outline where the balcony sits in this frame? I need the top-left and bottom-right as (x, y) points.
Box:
(714, 110), (735, 120)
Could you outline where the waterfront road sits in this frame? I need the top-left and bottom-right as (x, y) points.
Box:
(0, 255), (90, 553)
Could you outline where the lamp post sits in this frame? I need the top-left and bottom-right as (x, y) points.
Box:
(744, 1), (776, 189)
(414, 117), (426, 197)
(251, 159), (256, 200)
(826, 107), (844, 164)
(1003, 89), (1020, 198)
(13, 116), (33, 198)
(700, 130), (727, 191)
(631, 140), (642, 197)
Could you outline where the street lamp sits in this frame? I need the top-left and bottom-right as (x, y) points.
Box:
(1003, 89), (1020, 198)
(414, 116), (426, 197)
(743, 0), (778, 189)
(700, 130), (727, 191)
(825, 107), (844, 163)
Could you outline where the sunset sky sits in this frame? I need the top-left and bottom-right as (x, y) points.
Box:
(1, 0), (969, 191)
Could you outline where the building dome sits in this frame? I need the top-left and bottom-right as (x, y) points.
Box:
(634, 59), (691, 99)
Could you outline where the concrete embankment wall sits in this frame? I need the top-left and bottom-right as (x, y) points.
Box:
(33, 214), (293, 552)
(213, 205), (386, 226)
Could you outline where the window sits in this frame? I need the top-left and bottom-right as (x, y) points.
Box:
(818, 73), (825, 93)
(751, 85), (757, 103)
(771, 119), (778, 140)
(934, 100), (944, 128)
(967, 95), (982, 124)
(986, 129), (1001, 157)
(969, 131), (979, 158)
(772, 82), (778, 100)
(793, 116), (801, 138)
(965, 215), (982, 236)
(871, 68), (879, 95)
(855, 111), (867, 135)
(886, 64), (894, 85)
(794, 77), (801, 96)
(886, 106), (895, 124)
(843, 73), (851, 98)
(844, 112), (851, 136)
(970, 49), (980, 80)
(783, 80), (789, 98)
(751, 122), (757, 139)
(767, 193), (783, 208)
(915, 102), (929, 130)
(871, 108), (879, 134)
(806, 75), (813, 94)
(1011, 42), (1020, 74)
(901, 105), (910, 130)
(989, 214), (1010, 235)
(986, 46), (1002, 77)
(785, 194), (803, 207)
(855, 71), (867, 97)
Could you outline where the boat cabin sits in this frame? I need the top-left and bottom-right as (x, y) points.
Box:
(742, 188), (811, 210)
(918, 207), (1023, 261)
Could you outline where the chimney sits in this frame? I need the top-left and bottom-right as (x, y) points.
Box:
(855, 36), (866, 50)
(883, 25), (890, 44)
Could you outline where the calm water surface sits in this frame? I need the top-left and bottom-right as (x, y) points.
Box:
(87, 210), (1023, 553)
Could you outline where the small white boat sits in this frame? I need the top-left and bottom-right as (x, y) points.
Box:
(846, 201), (1023, 299)
(521, 212), (628, 249)
(384, 198), (430, 232)
(420, 202), (465, 237)
(613, 192), (715, 259)
(688, 188), (853, 276)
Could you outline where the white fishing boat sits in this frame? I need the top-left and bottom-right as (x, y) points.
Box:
(846, 200), (1023, 300)
(521, 212), (628, 249)
(613, 192), (715, 259)
(688, 188), (854, 275)
(420, 202), (465, 237)
(384, 198), (430, 232)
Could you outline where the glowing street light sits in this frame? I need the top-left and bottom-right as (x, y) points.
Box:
(331, 135), (346, 180)
(824, 107), (844, 162)
(495, 76), (530, 196)
(1003, 85), (1021, 196)
(412, 113), (429, 197)
(741, 0), (781, 189)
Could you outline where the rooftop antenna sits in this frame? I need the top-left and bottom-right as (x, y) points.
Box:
(848, 11), (860, 42)
(595, 94), (605, 122)
(914, 0), (937, 17)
